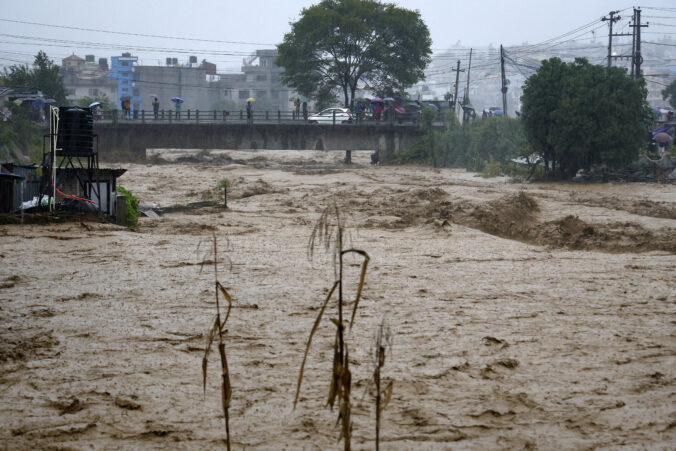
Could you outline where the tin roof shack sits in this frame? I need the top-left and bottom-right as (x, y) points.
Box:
(0, 163), (126, 219)
(0, 164), (40, 215)
(55, 167), (126, 217)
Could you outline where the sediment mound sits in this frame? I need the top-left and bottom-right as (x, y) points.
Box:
(361, 189), (675, 253)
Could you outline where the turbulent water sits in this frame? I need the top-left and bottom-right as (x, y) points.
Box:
(1, 149), (675, 449)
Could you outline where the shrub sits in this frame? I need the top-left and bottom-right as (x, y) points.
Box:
(117, 185), (139, 227)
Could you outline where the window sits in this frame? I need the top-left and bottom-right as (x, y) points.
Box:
(133, 88), (140, 96)
(88, 88), (99, 96)
(121, 61), (129, 66)
(239, 90), (249, 99)
(256, 74), (267, 82)
(223, 89), (231, 98)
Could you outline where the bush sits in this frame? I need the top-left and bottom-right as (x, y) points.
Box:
(481, 156), (502, 178)
(117, 185), (139, 227)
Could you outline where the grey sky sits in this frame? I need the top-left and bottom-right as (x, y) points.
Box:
(1, 0), (674, 72)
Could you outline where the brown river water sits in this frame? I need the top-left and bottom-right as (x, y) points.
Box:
(1, 149), (674, 449)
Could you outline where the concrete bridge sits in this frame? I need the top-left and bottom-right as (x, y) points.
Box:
(93, 122), (423, 162)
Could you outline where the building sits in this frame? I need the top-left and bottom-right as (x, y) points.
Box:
(108, 53), (140, 111)
(62, 54), (85, 72)
(216, 50), (293, 112)
(135, 62), (212, 113)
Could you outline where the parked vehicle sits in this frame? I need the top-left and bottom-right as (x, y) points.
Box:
(308, 107), (352, 124)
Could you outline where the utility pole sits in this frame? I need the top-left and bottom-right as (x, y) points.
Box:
(601, 10), (621, 68)
(462, 48), (473, 125)
(465, 48), (472, 101)
(630, 9), (637, 78)
(500, 45), (508, 116)
(630, 8), (648, 79)
(452, 60), (464, 115)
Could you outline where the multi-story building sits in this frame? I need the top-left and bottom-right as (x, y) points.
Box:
(108, 53), (140, 111)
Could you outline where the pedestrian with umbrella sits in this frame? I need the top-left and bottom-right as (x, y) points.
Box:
(172, 97), (183, 120)
(246, 97), (255, 124)
(654, 132), (673, 157)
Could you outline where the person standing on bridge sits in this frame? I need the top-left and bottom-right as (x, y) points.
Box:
(175, 101), (181, 120)
(152, 97), (159, 120)
(302, 100), (308, 122)
(246, 100), (253, 124)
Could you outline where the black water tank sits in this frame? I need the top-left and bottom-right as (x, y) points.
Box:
(56, 107), (94, 156)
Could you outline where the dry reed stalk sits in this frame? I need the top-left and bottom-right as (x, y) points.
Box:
(296, 201), (370, 451)
(373, 318), (393, 451)
(202, 235), (233, 450)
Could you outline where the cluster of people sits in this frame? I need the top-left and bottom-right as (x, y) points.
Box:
(293, 98), (308, 120)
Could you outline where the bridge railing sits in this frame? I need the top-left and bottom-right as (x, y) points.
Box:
(94, 109), (446, 126)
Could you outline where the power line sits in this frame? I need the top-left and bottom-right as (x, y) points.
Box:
(0, 18), (275, 46)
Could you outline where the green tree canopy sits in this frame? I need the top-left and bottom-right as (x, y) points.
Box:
(662, 79), (676, 110)
(521, 58), (651, 178)
(276, 0), (432, 108)
(2, 51), (68, 104)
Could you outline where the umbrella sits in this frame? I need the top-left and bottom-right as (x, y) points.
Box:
(148, 94), (158, 98)
(425, 103), (439, 110)
(171, 97), (184, 103)
(246, 97), (255, 102)
(654, 132), (673, 145)
(89, 101), (102, 108)
(299, 95), (309, 102)
(383, 97), (395, 102)
(371, 97), (383, 103)
(44, 99), (56, 104)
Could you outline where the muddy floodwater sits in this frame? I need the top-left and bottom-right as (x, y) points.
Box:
(1, 149), (675, 449)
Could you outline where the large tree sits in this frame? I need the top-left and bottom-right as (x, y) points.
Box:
(662, 79), (676, 110)
(521, 58), (651, 178)
(2, 51), (68, 104)
(276, 0), (432, 108)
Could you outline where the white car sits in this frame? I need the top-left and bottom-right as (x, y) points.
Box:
(308, 107), (352, 124)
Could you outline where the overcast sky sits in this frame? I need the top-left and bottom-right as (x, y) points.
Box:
(1, 0), (674, 72)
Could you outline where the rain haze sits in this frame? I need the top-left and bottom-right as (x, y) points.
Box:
(1, 0), (675, 70)
(1, 1), (676, 450)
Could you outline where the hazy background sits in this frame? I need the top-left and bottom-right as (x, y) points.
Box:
(1, 0), (674, 71)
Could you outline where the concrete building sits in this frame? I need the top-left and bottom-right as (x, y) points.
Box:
(231, 49), (292, 111)
(62, 54), (85, 72)
(108, 53), (140, 111)
(134, 63), (212, 113)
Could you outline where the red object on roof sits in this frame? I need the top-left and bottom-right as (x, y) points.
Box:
(203, 61), (217, 75)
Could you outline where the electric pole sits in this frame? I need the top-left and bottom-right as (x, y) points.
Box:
(601, 10), (621, 68)
(500, 45), (508, 116)
(465, 48), (472, 101)
(452, 60), (464, 115)
(630, 8), (648, 79)
(462, 48), (473, 125)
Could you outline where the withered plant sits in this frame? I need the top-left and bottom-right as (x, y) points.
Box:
(294, 201), (370, 451)
(373, 318), (393, 451)
(202, 235), (233, 450)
